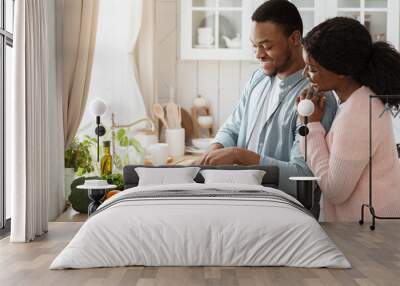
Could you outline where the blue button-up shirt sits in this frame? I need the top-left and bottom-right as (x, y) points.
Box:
(213, 68), (338, 196)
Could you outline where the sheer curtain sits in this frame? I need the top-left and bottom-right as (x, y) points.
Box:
(78, 0), (147, 136)
(10, 0), (50, 242)
(135, 0), (156, 115)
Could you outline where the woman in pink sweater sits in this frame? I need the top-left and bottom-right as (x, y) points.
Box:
(298, 17), (400, 222)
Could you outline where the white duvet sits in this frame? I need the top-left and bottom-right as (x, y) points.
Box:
(50, 183), (350, 269)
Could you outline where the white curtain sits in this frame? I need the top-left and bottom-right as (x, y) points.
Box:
(47, 0), (66, 220)
(135, 0), (156, 114)
(78, 0), (147, 136)
(10, 0), (50, 242)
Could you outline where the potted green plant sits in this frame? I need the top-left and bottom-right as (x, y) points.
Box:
(64, 136), (96, 200)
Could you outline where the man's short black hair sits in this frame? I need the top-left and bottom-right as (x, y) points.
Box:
(251, 0), (303, 36)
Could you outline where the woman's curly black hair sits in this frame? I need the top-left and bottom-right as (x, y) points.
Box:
(303, 17), (400, 106)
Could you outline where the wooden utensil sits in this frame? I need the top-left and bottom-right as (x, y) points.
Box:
(165, 85), (181, 129)
(152, 103), (169, 129)
(158, 107), (194, 145)
(178, 105), (182, 128)
(166, 101), (181, 129)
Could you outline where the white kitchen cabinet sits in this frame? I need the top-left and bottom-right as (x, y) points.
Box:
(325, 0), (399, 49)
(180, 0), (253, 60)
(180, 0), (400, 60)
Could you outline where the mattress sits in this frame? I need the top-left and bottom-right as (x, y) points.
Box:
(50, 183), (350, 269)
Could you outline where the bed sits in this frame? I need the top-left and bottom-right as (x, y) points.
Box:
(50, 165), (350, 269)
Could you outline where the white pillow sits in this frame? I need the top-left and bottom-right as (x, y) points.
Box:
(200, 169), (266, 185)
(135, 167), (201, 186)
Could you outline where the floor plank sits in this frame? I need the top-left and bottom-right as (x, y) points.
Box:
(1, 221), (400, 286)
(54, 206), (88, 222)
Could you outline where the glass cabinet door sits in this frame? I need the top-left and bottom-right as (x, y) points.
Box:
(192, 10), (217, 49)
(191, 0), (243, 50)
(218, 9), (242, 49)
(219, 0), (241, 7)
(192, 0), (217, 7)
(337, 0), (388, 42)
(181, 0), (252, 59)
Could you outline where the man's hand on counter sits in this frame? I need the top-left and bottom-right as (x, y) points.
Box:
(195, 143), (261, 166)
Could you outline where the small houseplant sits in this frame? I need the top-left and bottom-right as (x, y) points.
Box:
(64, 136), (96, 201)
(65, 136), (97, 176)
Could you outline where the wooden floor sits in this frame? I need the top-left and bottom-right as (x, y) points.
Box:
(54, 206), (88, 222)
(1, 222), (400, 286)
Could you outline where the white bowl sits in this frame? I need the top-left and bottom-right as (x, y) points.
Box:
(192, 138), (214, 150)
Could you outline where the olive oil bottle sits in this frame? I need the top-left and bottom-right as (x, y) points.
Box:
(100, 141), (112, 176)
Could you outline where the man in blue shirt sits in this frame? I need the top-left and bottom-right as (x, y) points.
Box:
(198, 0), (337, 198)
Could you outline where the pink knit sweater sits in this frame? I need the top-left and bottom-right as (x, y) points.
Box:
(301, 86), (400, 222)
